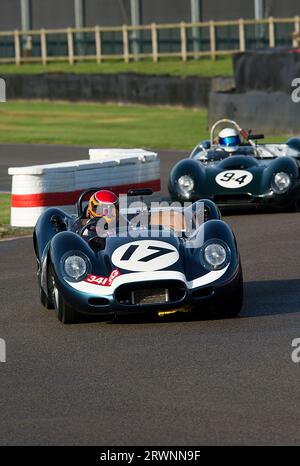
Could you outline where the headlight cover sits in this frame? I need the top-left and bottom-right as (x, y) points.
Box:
(177, 175), (194, 196)
(202, 241), (229, 270)
(63, 254), (89, 281)
(272, 172), (291, 194)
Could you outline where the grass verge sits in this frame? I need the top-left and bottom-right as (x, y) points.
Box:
(0, 194), (32, 239)
(0, 57), (233, 77)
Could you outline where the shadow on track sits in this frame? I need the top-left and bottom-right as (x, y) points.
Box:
(74, 279), (300, 326)
(242, 279), (300, 318)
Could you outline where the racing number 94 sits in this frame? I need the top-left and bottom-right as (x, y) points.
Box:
(215, 169), (253, 189)
(220, 172), (248, 185)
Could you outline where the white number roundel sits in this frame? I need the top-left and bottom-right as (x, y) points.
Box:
(215, 170), (253, 189)
(111, 240), (179, 272)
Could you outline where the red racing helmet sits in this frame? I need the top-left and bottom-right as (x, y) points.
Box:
(87, 190), (118, 222)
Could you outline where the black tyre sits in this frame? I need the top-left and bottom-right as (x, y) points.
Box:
(56, 292), (79, 324)
(213, 269), (243, 319)
(48, 265), (79, 324)
(39, 284), (54, 309)
(36, 256), (54, 309)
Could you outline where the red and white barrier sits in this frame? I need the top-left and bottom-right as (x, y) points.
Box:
(9, 149), (160, 227)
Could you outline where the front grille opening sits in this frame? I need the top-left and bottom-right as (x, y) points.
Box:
(115, 280), (186, 306)
(88, 297), (110, 306)
(192, 287), (214, 299)
(214, 194), (253, 204)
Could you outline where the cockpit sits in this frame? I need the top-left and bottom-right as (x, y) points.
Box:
(191, 145), (255, 163)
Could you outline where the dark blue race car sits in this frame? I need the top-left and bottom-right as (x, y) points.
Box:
(33, 188), (243, 324)
(169, 119), (300, 210)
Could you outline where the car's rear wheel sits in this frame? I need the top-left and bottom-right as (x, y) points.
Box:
(48, 265), (79, 324)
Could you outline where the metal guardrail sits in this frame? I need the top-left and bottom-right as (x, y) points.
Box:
(0, 16), (299, 65)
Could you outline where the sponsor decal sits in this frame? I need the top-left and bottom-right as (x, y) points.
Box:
(111, 240), (179, 272)
(85, 269), (120, 287)
(215, 170), (253, 189)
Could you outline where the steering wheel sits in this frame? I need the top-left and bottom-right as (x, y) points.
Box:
(210, 119), (256, 149)
(78, 217), (99, 237)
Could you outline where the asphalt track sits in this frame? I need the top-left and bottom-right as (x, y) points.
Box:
(0, 144), (300, 446)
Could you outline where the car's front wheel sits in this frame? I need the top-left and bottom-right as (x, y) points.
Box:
(213, 270), (243, 319)
(48, 266), (79, 324)
(56, 293), (79, 325)
(36, 258), (54, 309)
(39, 284), (53, 309)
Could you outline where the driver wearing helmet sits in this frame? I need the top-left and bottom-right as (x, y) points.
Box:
(87, 189), (118, 224)
(218, 128), (241, 153)
(75, 189), (119, 237)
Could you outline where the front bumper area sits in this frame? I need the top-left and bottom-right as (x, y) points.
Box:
(55, 268), (241, 316)
(182, 184), (300, 211)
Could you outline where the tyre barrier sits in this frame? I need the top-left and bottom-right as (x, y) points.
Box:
(8, 148), (160, 227)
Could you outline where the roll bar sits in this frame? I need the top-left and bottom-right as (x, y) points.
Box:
(210, 118), (256, 149)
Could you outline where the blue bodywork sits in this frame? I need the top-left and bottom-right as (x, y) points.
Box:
(168, 139), (300, 209)
(33, 197), (243, 321)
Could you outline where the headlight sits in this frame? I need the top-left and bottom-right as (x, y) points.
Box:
(272, 172), (291, 194)
(203, 242), (228, 270)
(178, 175), (194, 196)
(63, 255), (87, 281)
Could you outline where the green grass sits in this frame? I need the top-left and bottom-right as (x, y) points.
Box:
(0, 194), (10, 224)
(0, 100), (209, 149)
(0, 194), (32, 238)
(0, 57), (233, 77)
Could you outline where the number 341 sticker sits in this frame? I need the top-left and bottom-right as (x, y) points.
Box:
(215, 170), (253, 189)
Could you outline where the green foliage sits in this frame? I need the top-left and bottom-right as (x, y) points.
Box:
(0, 194), (10, 225)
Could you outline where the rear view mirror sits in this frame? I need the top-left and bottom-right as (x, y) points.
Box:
(127, 188), (153, 196)
(248, 134), (265, 140)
